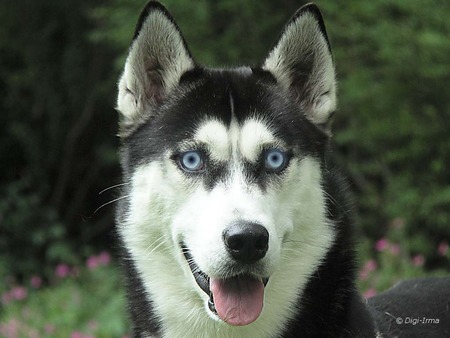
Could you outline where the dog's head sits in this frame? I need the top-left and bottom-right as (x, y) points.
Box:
(117, 1), (336, 328)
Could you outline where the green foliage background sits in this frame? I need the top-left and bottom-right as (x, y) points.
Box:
(1, 0), (449, 280)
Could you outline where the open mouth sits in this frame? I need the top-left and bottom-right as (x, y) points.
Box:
(181, 243), (269, 326)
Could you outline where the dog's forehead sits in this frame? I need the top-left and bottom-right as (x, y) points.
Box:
(194, 118), (278, 162)
(180, 68), (290, 146)
(187, 70), (286, 161)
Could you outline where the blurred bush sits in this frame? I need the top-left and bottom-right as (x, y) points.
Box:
(324, 1), (450, 267)
(0, 0), (120, 279)
(1, 0), (448, 281)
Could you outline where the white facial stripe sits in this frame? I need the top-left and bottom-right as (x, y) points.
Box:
(239, 119), (277, 162)
(194, 120), (230, 161)
(193, 118), (279, 165)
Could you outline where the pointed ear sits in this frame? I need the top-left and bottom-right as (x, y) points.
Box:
(117, 1), (194, 136)
(263, 4), (336, 127)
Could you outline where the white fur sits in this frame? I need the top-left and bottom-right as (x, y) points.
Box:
(119, 117), (335, 338)
(239, 119), (278, 162)
(194, 120), (230, 162)
(263, 11), (336, 125)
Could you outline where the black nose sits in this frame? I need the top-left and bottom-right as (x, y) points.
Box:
(223, 222), (269, 263)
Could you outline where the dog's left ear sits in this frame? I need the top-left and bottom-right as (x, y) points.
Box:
(117, 1), (195, 137)
(263, 4), (336, 128)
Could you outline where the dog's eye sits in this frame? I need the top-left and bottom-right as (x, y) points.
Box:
(264, 149), (288, 172)
(179, 150), (205, 172)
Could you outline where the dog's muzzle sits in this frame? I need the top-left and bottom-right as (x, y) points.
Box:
(181, 222), (270, 326)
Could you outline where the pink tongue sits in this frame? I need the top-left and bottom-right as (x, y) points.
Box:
(210, 276), (264, 326)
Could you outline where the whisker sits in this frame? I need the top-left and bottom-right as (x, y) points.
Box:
(145, 237), (168, 256)
(98, 182), (129, 195)
(93, 195), (129, 214)
(323, 190), (350, 217)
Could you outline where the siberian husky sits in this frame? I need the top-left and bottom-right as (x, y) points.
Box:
(115, 1), (450, 337)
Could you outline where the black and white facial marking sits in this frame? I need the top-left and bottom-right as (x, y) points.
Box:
(117, 2), (337, 337)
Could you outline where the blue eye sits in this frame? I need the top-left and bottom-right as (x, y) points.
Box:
(180, 151), (205, 172)
(264, 149), (288, 172)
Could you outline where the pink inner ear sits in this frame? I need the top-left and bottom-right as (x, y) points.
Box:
(144, 59), (165, 104)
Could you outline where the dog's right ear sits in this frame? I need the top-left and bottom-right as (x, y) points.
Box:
(263, 4), (336, 130)
(117, 1), (194, 137)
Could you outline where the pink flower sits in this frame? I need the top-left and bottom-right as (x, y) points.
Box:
(359, 259), (378, 280)
(363, 288), (377, 299)
(86, 255), (99, 270)
(412, 254), (425, 267)
(389, 243), (401, 256)
(364, 259), (378, 272)
(55, 264), (71, 278)
(30, 275), (42, 289)
(438, 242), (448, 256)
(11, 286), (28, 301)
(98, 251), (111, 265)
(87, 251), (112, 270)
(375, 238), (389, 252)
